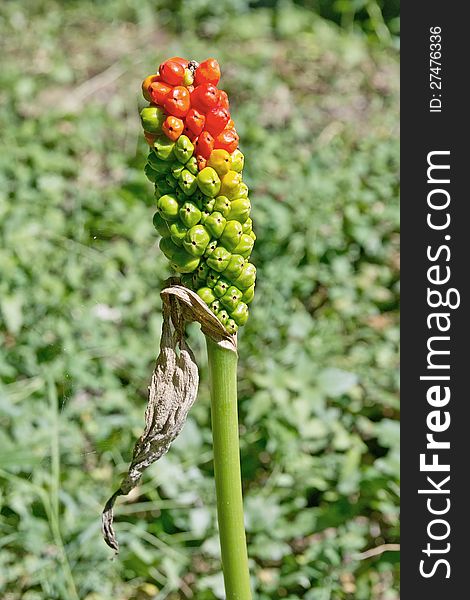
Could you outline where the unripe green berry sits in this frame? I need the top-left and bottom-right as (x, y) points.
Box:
(216, 309), (230, 325)
(170, 248), (201, 273)
(220, 286), (242, 312)
(232, 233), (254, 258)
(169, 221), (188, 246)
(154, 136), (175, 160)
(183, 225), (210, 257)
(230, 301), (249, 326)
(214, 278), (230, 298)
(219, 220), (243, 251)
(197, 167), (221, 197)
(228, 198), (251, 223)
(230, 149), (244, 172)
(242, 218), (253, 234)
(171, 162), (185, 179)
(179, 169), (198, 196)
(200, 210), (211, 225)
(180, 202), (202, 228)
(204, 239), (218, 257)
(233, 183), (249, 199)
(196, 261), (210, 282)
(197, 287), (216, 305)
(165, 174), (177, 189)
(206, 247), (231, 272)
(140, 106), (165, 133)
(155, 181), (174, 197)
(148, 152), (172, 173)
(233, 262), (256, 290)
(222, 254), (245, 280)
(174, 135), (194, 164)
(206, 270), (220, 288)
(157, 194), (180, 221)
(210, 299), (221, 314)
(159, 237), (179, 260)
(145, 164), (158, 183)
(226, 318), (238, 334)
(153, 212), (171, 237)
(202, 197), (215, 213)
(204, 212), (227, 239)
(181, 274), (193, 287)
(241, 284), (255, 304)
(185, 156), (198, 175)
(213, 195), (231, 218)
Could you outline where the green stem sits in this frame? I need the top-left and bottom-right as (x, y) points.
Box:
(206, 337), (252, 600)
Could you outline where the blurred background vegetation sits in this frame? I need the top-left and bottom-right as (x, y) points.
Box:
(0, 0), (399, 598)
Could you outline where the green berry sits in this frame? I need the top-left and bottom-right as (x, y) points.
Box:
(196, 261), (210, 282)
(204, 239), (218, 257)
(242, 218), (253, 234)
(174, 135), (195, 164)
(214, 278), (230, 298)
(202, 197), (215, 213)
(170, 248), (201, 273)
(185, 156), (198, 175)
(165, 174), (177, 188)
(153, 212), (171, 237)
(230, 301), (249, 326)
(181, 274), (193, 288)
(157, 194), (180, 221)
(241, 284), (255, 304)
(154, 136), (175, 160)
(148, 152), (172, 173)
(219, 220), (243, 251)
(249, 230), (256, 241)
(169, 221), (188, 246)
(200, 210), (211, 225)
(233, 262), (256, 290)
(228, 198), (251, 223)
(145, 164), (158, 183)
(213, 195), (231, 218)
(206, 247), (231, 272)
(220, 286), (242, 312)
(197, 167), (221, 197)
(232, 233), (254, 258)
(171, 162), (185, 179)
(216, 309), (229, 325)
(206, 270), (220, 288)
(233, 183), (249, 199)
(155, 181), (174, 197)
(230, 149), (244, 172)
(140, 106), (165, 133)
(179, 169), (198, 196)
(183, 225), (210, 257)
(197, 287), (216, 305)
(180, 202), (202, 228)
(159, 237), (179, 260)
(210, 299), (221, 314)
(204, 212), (227, 239)
(222, 254), (245, 280)
(226, 318), (238, 334)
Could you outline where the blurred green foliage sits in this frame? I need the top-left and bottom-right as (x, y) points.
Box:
(0, 0), (399, 598)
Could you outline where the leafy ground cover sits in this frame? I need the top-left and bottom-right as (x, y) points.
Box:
(0, 1), (399, 598)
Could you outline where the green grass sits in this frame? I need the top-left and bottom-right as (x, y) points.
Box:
(0, 1), (399, 598)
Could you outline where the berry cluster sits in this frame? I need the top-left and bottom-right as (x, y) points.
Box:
(140, 57), (256, 334)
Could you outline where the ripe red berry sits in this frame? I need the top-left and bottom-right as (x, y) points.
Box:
(183, 125), (198, 142)
(205, 107), (230, 137)
(195, 130), (215, 159)
(191, 83), (219, 113)
(186, 108), (206, 136)
(162, 116), (184, 141)
(195, 58), (221, 86)
(159, 60), (185, 86)
(164, 86), (190, 118)
(217, 90), (229, 110)
(168, 56), (189, 69)
(214, 129), (239, 153)
(149, 81), (172, 106)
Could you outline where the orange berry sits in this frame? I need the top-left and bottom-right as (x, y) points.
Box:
(164, 86), (190, 118)
(194, 58), (221, 86)
(214, 129), (239, 153)
(162, 116), (184, 141)
(149, 81), (172, 106)
(159, 59), (185, 86)
(142, 74), (160, 102)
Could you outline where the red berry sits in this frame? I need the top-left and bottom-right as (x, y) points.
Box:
(195, 58), (221, 86)
(191, 83), (219, 113)
(159, 60), (185, 86)
(149, 81), (172, 106)
(205, 107), (230, 137)
(168, 56), (189, 69)
(195, 131), (215, 159)
(162, 116), (184, 141)
(196, 155), (207, 171)
(186, 108), (206, 136)
(218, 90), (229, 110)
(214, 129), (239, 153)
(164, 86), (190, 118)
(183, 125), (198, 142)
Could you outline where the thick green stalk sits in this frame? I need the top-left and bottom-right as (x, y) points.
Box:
(206, 337), (252, 600)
